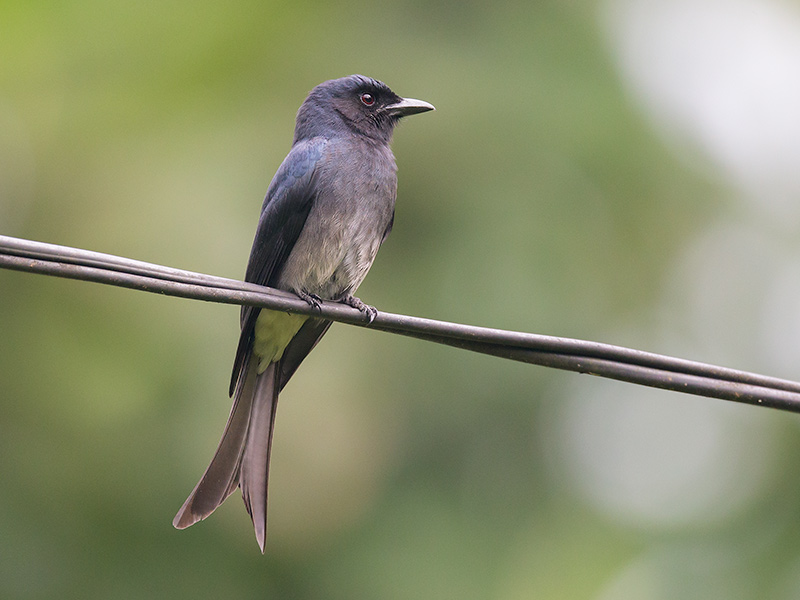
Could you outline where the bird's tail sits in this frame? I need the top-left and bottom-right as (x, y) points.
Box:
(173, 358), (280, 553)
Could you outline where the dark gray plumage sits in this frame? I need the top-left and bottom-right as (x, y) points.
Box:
(173, 75), (434, 552)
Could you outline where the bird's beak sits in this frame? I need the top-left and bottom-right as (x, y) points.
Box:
(384, 97), (435, 118)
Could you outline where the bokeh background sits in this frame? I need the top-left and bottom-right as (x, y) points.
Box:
(3, 0), (800, 598)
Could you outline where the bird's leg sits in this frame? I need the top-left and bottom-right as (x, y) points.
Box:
(342, 295), (378, 324)
(296, 290), (323, 312)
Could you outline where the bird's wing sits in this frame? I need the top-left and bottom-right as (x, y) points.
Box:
(230, 137), (329, 397)
(277, 317), (333, 390)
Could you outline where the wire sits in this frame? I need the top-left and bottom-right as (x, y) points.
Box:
(3, 233), (800, 412)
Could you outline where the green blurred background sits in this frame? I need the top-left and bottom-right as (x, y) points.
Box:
(4, 0), (800, 598)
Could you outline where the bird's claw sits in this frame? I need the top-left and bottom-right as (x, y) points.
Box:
(343, 295), (378, 324)
(296, 291), (323, 312)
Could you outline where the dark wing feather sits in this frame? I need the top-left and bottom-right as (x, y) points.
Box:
(277, 318), (333, 390)
(229, 137), (329, 396)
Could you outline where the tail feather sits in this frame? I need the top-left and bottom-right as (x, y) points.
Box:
(177, 319), (317, 552)
(173, 358), (280, 552)
(172, 359), (254, 529)
(239, 362), (280, 552)
(171, 357), (254, 522)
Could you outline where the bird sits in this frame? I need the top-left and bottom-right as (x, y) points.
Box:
(172, 75), (434, 552)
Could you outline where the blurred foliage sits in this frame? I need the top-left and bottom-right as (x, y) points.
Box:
(2, 0), (800, 598)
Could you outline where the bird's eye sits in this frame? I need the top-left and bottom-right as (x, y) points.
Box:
(360, 92), (375, 106)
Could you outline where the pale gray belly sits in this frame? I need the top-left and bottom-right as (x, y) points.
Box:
(276, 197), (391, 300)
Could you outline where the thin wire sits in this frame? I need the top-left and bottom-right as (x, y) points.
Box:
(3, 234), (800, 412)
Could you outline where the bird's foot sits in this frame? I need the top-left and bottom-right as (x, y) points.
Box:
(343, 295), (378, 324)
(296, 290), (323, 312)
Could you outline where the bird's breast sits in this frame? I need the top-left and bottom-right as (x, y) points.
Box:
(276, 140), (397, 300)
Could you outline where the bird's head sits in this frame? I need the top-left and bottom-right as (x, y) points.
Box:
(294, 75), (434, 143)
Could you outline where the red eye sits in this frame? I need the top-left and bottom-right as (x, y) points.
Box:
(360, 92), (375, 106)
